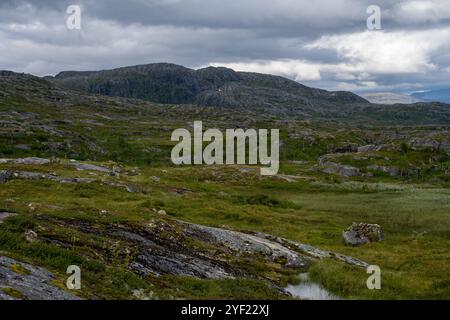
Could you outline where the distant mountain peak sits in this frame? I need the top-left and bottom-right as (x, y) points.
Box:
(361, 92), (421, 105)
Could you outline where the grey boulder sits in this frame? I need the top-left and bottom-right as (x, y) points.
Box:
(342, 223), (383, 246)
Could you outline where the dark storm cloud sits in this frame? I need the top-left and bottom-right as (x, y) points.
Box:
(0, 0), (450, 93)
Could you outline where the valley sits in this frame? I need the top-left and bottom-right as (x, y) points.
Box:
(0, 68), (449, 300)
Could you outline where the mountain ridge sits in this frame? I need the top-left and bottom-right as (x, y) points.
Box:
(47, 63), (369, 111)
(1, 66), (450, 125)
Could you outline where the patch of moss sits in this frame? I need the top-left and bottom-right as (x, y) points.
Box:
(3, 287), (25, 299)
(10, 263), (31, 275)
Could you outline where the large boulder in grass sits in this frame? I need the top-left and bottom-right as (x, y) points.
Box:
(343, 223), (383, 246)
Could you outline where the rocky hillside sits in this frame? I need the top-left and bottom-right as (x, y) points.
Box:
(49, 63), (367, 111)
(43, 63), (450, 123)
(0, 69), (449, 300)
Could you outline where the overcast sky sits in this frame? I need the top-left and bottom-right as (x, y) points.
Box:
(1, 0), (450, 93)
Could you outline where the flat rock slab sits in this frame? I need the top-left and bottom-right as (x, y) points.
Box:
(0, 170), (94, 184)
(184, 222), (310, 269)
(16, 157), (51, 165)
(254, 232), (370, 268)
(321, 162), (361, 177)
(69, 162), (111, 173)
(0, 256), (81, 300)
(0, 158), (51, 165)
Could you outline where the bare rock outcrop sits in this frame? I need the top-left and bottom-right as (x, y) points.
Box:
(321, 162), (361, 177)
(0, 256), (81, 300)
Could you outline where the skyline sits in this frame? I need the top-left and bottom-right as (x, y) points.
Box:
(1, 0), (450, 94)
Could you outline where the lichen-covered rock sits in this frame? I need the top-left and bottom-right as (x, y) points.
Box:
(0, 256), (81, 300)
(0, 170), (94, 184)
(254, 232), (370, 268)
(321, 162), (361, 177)
(357, 145), (382, 153)
(10, 157), (51, 165)
(342, 223), (383, 246)
(24, 230), (38, 243)
(113, 229), (235, 279)
(409, 138), (450, 153)
(184, 222), (309, 269)
(69, 162), (111, 173)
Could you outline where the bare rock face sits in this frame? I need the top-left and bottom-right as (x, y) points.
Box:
(0, 256), (81, 300)
(409, 138), (450, 154)
(114, 221), (311, 279)
(13, 157), (51, 165)
(184, 223), (309, 269)
(69, 162), (111, 173)
(51, 218), (370, 284)
(321, 162), (361, 177)
(342, 223), (383, 246)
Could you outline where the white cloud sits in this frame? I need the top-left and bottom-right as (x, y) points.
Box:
(210, 27), (450, 92)
(209, 60), (322, 81)
(305, 29), (450, 74)
(393, 0), (450, 23)
(1, 0), (450, 93)
(334, 81), (379, 91)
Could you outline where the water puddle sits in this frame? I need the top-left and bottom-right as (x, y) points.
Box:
(285, 273), (341, 300)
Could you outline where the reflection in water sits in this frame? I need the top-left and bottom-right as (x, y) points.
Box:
(285, 273), (341, 300)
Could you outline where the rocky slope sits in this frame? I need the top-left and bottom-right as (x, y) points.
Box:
(0, 68), (449, 300)
(0, 69), (447, 124)
(0, 256), (81, 300)
(48, 63), (368, 113)
(0, 155), (370, 300)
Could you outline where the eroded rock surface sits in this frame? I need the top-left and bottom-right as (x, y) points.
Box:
(0, 212), (372, 299)
(69, 162), (111, 173)
(0, 256), (81, 300)
(45, 217), (369, 284)
(254, 232), (370, 268)
(184, 222), (308, 269)
(321, 162), (361, 177)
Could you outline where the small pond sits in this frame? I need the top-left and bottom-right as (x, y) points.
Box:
(285, 273), (341, 300)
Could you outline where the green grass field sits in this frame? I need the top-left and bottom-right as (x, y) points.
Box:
(1, 159), (449, 299)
